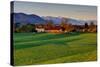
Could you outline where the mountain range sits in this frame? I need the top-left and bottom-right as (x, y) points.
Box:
(11, 13), (46, 24)
(12, 13), (97, 25)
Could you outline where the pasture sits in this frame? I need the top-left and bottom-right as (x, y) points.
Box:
(13, 32), (97, 66)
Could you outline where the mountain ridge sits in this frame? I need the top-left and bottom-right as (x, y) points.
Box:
(12, 13), (97, 25)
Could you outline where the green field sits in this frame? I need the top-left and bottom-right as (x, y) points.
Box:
(13, 32), (97, 66)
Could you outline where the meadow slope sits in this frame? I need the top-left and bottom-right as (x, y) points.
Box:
(13, 32), (97, 66)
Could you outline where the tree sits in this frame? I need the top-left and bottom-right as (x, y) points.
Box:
(89, 21), (97, 32)
(83, 22), (89, 32)
(46, 20), (54, 28)
(14, 23), (36, 33)
(60, 21), (67, 32)
(84, 22), (88, 29)
(90, 21), (95, 27)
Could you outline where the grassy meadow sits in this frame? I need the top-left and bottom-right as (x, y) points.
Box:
(13, 32), (97, 66)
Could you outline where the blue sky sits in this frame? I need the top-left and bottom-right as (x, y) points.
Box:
(13, 1), (97, 20)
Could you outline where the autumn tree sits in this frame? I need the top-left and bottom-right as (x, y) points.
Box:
(60, 19), (73, 32)
(60, 20), (67, 32)
(46, 20), (54, 28)
(89, 21), (97, 32)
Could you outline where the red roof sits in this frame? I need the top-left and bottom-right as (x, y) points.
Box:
(45, 26), (62, 30)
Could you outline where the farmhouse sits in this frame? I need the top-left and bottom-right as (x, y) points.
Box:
(45, 26), (63, 33)
(35, 27), (45, 32)
(35, 24), (64, 33)
(35, 24), (45, 32)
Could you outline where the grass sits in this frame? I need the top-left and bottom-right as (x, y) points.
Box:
(13, 32), (97, 66)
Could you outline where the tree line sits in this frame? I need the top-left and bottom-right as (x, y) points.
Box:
(13, 21), (97, 33)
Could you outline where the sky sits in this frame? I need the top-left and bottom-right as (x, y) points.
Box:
(13, 1), (97, 20)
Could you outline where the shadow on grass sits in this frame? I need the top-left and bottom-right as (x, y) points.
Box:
(14, 32), (82, 43)
(14, 36), (81, 50)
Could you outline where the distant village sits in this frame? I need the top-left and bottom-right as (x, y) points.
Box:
(13, 19), (97, 33)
